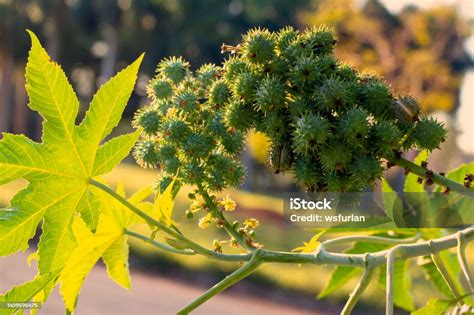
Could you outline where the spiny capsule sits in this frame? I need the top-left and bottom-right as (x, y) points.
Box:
(241, 28), (275, 65)
(133, 140), (159, 168)
(209, 79), (230, 107)
(412, 117), (447, 151)
(147, 78), (173, 100)
(255, 76), (286, 112)
(338, 108), (369, 141)
(157, 56), (189, 84)
(133, 107), (162, 135)
(293, 113), (329, 154)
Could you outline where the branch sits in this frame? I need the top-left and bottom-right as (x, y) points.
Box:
(89, 179), (251, 261)
(457, 231), (474, 292)
(124, 229), (252, 262)
(385, 247), (400, 315)
(321, 232), (421, 250)
(124, 230), (195, 255)
(341, 254), (374, 315)
(394, 157), (474, 196)
(176, 250), (263, 314)
(197, 183), (253, 250)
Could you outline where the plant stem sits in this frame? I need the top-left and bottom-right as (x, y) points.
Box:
(385, 247), (398, 315)
(457, 231), (474, 291)
(394, 157), (474, 196)
(124, 230), (195, 255)
(321, 232), (421, 250)
(176, 250), (263, 315)
(90, 179), (251, 262)
(341, 257), (374, 315)
(197, 183), (253, 250)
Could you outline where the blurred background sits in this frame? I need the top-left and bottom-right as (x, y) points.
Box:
(0, 0), (473, 314)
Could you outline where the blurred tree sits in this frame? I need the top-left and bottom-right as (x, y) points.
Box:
(299, 0), (472, 112)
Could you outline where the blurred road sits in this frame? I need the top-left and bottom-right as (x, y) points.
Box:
(0, 251), (323, 315)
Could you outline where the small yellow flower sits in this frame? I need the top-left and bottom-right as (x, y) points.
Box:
(219, 195), (236, 212)
(244, 218), (259, 229)
(198, 213), (212, 229)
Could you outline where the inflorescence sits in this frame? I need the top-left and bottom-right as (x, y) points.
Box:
(133, 26), (447, 193)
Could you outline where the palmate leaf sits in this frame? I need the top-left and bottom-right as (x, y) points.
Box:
(0, 31), (143, 310)
(60, 184), (152, 311)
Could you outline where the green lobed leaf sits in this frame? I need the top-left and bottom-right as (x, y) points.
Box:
(411, 298), (454, 315)
(420, 258), (455, 298)
(0, 270), (61, 315)
(445, 162), (474, 183)
(78, 54), (144, 174)
(0, 31), (143, 311)
(405, 150), (429, 193)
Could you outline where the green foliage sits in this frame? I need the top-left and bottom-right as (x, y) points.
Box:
(135, 26), (447, 193)
(1, 26), (473, 315)
(0, 32), (151, 313)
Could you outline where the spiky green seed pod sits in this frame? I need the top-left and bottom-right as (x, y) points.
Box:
(148, 78), (173, 100)
(288, 97), (313, 116)
(301, 25), (336, 56)
(290, 56), (319, 87)
(293, 155), (322, 191)
(231, 71), (259, 103)
(338, 109), (369, 141)
(369, 121), (402, 156)
(207, 114), (227, 138)
(156, 143), (177, 161)
(133, 107), (162, 135)
(157, 56), (189, 84)
(133, 140), (159, 168)
(209, 79), (230, 107)
(320, 77), (356, 110)
(224, 100), (258, 131)
(163, 119), (191, 144)
(220, 130), (245, 155)
(206, 154), (244, 190)
(412, 117), (446, 151)
(351, 155), (383, 185)
(241, 28), (275, 65)
(183, 163), (204, 184)
(174, 90), (198, 113)
(275, 26), (298, 56)
(293, 113), (329, 154)
(358, 78), (392, 119)
(196, 63), (219, 85)
(260, 111), (287, 140)
(223, 161), (245, 187)
(162, 156), (181, 174)
(326, 172), (351, 192)
(319, 141), (352, 172)
(255, 76), (286, 112)
(223, 57), (248, 81)
(316, 55), (337, 77)
(336, 62), (357, 82)
(183, 133), (214, 159)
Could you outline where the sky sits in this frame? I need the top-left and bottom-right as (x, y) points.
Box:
(378, 0), (474, 18)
